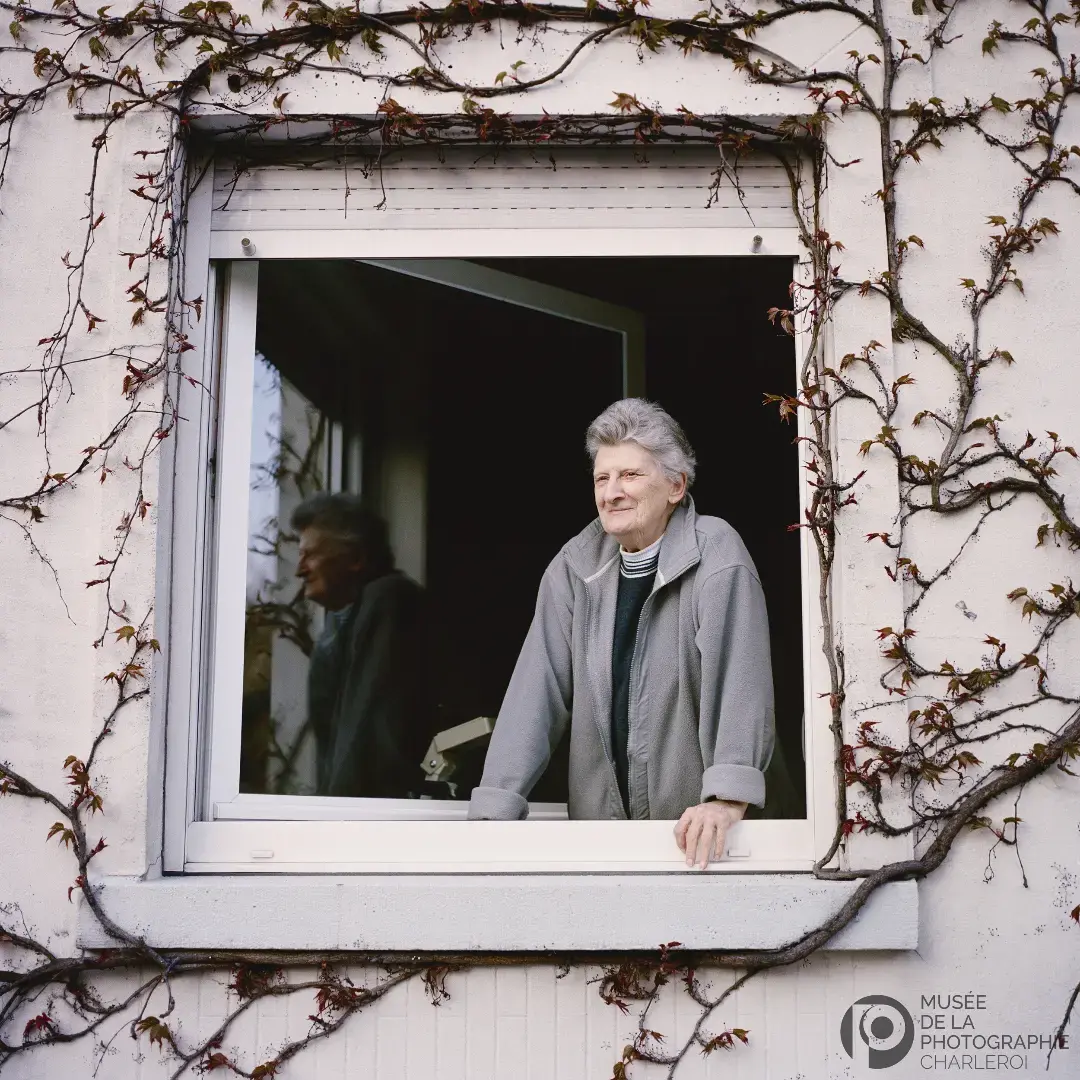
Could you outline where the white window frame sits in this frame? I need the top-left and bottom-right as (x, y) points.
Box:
(161, 170), (832, 875)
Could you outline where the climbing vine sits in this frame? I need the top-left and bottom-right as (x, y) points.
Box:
(2, 0), (1080, 1075)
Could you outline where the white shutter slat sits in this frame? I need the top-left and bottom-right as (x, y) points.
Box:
(211, 185), (793, 213)
(210, 145), (796, 233)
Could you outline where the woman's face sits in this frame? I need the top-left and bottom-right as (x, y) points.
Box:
(592, 442), (686, 552)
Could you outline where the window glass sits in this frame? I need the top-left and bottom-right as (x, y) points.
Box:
(241, 352), (333, 795)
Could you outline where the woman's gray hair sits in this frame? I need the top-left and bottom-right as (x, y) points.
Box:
(585, 398), (696, 488)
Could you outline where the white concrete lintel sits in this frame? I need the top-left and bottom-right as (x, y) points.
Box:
(77, 875), (917, 952)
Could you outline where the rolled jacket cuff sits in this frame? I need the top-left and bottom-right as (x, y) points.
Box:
(700, 763), (766, 809)
(467, 786), (530, 820)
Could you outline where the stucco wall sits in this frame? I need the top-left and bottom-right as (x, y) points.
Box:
(2, 0), (1080, 1077)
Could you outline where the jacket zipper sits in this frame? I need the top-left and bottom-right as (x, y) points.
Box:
(625, 590), (656, 819)
(585, 577), (627, 817)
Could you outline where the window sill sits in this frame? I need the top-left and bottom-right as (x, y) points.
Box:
(77, 875), (917, 952)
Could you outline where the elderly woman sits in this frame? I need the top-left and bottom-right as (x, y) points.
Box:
(468, 398), (775, 867)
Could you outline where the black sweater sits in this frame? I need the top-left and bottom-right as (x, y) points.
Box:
(610, 547), (660, 815)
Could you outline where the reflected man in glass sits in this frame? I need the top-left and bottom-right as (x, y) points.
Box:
(293, 495), (431, 798)
(469, 399), (775, 866)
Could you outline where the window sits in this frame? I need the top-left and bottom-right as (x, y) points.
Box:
(162, 146), (833, 873)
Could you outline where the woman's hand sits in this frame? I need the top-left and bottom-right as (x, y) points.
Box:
(674, 799), (747, 868)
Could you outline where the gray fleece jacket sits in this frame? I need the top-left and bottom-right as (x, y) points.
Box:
(467, 499), (775, 821)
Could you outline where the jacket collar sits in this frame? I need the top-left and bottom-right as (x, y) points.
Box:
(565, 498), (703, 587)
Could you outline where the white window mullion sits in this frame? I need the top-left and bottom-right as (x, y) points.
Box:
(203, 259), (259, 816)
(161, 165), (219, 871)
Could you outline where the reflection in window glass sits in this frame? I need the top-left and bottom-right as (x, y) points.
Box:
(241, 351), (328, 795)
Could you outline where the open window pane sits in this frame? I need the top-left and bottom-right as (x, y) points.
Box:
(223, 256), (803, 821)
(237, 259), (629, 804)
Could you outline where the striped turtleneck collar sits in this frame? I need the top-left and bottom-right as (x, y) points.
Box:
(619, 534), (663, 579)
